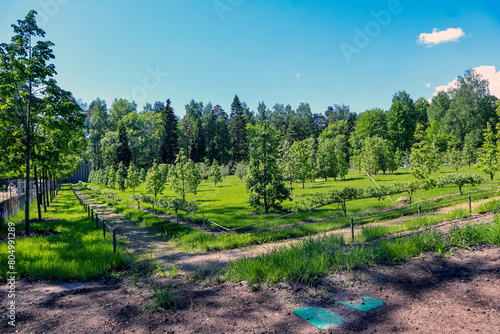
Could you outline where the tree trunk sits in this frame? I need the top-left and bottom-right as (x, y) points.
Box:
(43, 168), (48, 209)
(51, 174), (54, 201)
(182, 175), (185, 200)
(42, 168), (47, 212)
(34, 165), (42, 221)
(25, 117), (31, 235)
(50, 173), (53, 202)
(25, 35), (32, 237)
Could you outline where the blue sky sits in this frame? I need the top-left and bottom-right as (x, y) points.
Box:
(1, 0), (499, 117)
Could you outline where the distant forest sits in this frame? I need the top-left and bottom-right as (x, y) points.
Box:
(82, 68), (498, 174)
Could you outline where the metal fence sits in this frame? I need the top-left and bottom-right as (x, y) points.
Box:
(0, 179), (38, 224)
(62, 161), (92, 184)
(0, 178), (62, 224)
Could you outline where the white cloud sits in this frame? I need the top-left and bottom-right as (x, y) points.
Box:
(475, 65), (500, 97)
(417, 28), (465, 47)
(296, 73), (301, 78)
(432, 65), (500, 98)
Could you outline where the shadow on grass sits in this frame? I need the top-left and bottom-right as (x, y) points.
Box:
(0, 185), (128, 281)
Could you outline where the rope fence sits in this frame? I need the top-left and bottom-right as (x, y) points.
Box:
(75, 182), (500, 237)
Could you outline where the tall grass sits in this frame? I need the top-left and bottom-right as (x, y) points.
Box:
(357, 208), (471, 242)
(226, 217), (500, 284)
(0, 185), (128, 281)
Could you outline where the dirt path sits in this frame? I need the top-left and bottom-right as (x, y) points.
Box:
(73, 187), (180, 264)
(3, 245), (499, 334)
(73, 186), (500, 276)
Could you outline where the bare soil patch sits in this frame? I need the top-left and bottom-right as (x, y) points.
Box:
(2, 245), (498, 333)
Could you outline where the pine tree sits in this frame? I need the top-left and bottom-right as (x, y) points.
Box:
(159, 99), (179, 164)
(190, 121), (206, 162)
(117, 121), (131, 167)
(229, 95), (248, 163)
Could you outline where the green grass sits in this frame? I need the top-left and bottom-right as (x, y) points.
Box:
(144, 284), (179, 312)
(89, 165), (497, 232)
(78, 166), (499, 252)
(79, 186), (355, 251)
(225, 216), (500, 284)
(0, 185), (128, 281)
(356, 208), (471, 242)
(476, 199), (500, 213)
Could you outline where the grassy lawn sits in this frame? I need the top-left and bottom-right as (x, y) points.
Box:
(89, 165), (497, 232)
(76, 165), (499, 252)
(0, 184), (128, 281)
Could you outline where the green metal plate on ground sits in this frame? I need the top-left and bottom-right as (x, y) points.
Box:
(339, 296), (384, 312)
(295, 307), (347, 329)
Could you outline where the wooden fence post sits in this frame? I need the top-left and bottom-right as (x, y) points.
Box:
(350, 217), (354, 242)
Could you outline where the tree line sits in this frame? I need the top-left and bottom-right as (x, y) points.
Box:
(83, 68), (498, 180)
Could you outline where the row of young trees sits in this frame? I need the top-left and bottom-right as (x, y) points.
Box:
(294, 173), (484, 216)
(0, 11), (86, 235)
